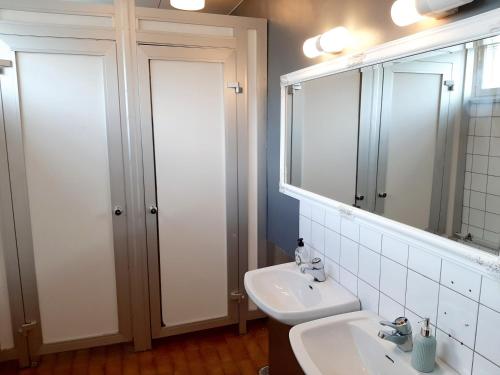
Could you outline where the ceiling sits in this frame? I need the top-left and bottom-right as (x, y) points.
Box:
(135, 0), (245, 14)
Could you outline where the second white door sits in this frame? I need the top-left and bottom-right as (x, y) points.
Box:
(138, 45), (240, 337)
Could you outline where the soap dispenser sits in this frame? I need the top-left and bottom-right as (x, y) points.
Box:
(411, 318), (437, 373)
(295, 238), (310, 266)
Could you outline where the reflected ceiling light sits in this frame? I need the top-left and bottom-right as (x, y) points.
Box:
(320, 27), (351, 53)
(303, 35), (323, 58)
(391, 0), (474, 27)
(170, 0), (205, 11)
(303, 27), (351, 59)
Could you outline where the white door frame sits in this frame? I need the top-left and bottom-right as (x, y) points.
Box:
(0, 74), (30, 366)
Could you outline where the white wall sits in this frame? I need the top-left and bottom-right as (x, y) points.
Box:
(0, 217), (14, 351)
(300, 199), (500, 375)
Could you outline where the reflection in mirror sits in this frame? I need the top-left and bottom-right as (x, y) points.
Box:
(285, 70), (361, 205)
(357, 35), (500, 255)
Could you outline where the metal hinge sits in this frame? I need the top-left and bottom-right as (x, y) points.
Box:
(227, 82), (243, 94)
(287, 83), (302, 95)
(18, 320), (38, 337)
(230, 290), (245, 302)
(444, 80), (455, 91)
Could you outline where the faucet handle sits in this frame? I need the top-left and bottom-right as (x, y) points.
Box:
(311, 257), (324, 267)
(379, 317), (412, 335)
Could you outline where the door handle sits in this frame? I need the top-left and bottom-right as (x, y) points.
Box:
(378, 192), (387, 198)
(355, 195), (365, 201)
(114, 206), (123, 216)
(149, 205), (158, 214)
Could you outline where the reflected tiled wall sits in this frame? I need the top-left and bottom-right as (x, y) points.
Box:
(463, 102), (500, 246)
(300, 200), (500, 375)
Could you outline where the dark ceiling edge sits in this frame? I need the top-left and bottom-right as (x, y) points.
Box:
(228, 0), (246, 15)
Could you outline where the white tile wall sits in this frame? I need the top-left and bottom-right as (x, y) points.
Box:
(463, 105), (500, 247)
(340, 236), (358, 274)
(408, 246), (442, 281)
(441, 260), (481, 301)
(299, 200), (500, 375)
(406, 270), (439, 324)
(473, 354), (500, 375)
(382, 236), (409, 265)
(480, 276), (500, 312)
(475, 305), (500, 367)
(358, 246), (381, 288)
(358, 279), (379, 314)
(380, 257), (407, 304)
(325, 228), (341, 263)
(437, 286), (478, 348)
(360, 225), (382, 252)
(311, 221), (325, 254)
(437, 331), (474, 375)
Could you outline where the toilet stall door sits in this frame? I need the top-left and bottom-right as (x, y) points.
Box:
(376, 61), (452, 232)
(138, 45), (240, 337)
(1, 35), (131, 359)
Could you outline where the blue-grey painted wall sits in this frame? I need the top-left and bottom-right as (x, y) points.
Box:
(234, 0), (500, 256)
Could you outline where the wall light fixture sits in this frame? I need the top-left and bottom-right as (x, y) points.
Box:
(170, 0), (205, 11)
(303, 27), (351, 59)
(391, 0), (474, 27)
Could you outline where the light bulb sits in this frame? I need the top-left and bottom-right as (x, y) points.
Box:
(170, 0), (205, 11)
(391, 0), (424, 26)
(303, 35), (323, 59)
(319, 27), (350, 53)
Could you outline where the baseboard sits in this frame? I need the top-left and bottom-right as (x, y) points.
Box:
(0, 348), (17, 362)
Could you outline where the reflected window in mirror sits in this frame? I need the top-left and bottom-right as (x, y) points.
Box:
(356, 35), (500, 255)
(285, 70), (361, 205)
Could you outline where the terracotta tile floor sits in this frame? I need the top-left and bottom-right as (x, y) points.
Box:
(0, 320), (268, 375)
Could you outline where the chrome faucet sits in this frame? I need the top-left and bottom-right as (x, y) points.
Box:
(300, 257), (326, 282)
(378, 317), (413, 352)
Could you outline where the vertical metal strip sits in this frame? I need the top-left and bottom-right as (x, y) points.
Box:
(114, 0), (152, 351)
(0, 70), (30, 367)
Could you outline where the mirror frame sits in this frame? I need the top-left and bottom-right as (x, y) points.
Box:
(279, 7), (500, 277)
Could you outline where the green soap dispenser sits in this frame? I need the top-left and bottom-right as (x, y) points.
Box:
(411, 318), (436, 373)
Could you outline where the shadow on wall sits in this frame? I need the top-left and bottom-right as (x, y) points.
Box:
(234, 0), (500, 257)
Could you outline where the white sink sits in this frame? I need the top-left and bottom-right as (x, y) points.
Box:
(244, 262), (359, 325)
(289, 311), (458, 375)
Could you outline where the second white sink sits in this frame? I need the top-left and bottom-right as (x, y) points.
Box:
(244, 262), (359, 325)
(290, 311), (458, 375)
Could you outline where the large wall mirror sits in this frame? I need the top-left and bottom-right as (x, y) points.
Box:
(283, 32), (500, 256)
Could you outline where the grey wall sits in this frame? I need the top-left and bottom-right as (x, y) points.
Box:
(234, 0), (500, 256)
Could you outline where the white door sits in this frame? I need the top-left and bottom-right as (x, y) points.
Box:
(376, 61), (453, 231)
(138, 45), (239, 337)
(0, 35), (131, 357)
